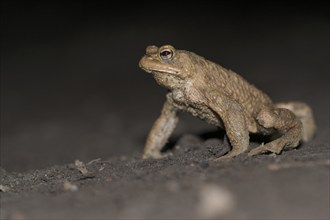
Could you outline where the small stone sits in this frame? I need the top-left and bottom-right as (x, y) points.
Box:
(63, 180), (78, 192)
(75, 160), (89, 176)
(197, 184), (235, 218)
(0, 185), (10, 192)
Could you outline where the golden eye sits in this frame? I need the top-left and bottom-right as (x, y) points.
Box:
(159, 48), (174, 62)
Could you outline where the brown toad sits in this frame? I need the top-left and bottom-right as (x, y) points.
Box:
(139, 45), (316, 160)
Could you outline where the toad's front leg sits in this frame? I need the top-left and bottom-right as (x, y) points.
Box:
(205, 91), (250, 160)
(143, 97), (178, 159)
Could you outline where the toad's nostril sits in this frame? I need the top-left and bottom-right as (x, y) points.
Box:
(146, 45), (158, 55)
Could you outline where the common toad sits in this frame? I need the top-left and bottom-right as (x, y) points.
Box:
(139, 45), (316, 160)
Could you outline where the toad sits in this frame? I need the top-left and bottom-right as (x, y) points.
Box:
(139, 45), (316, 160)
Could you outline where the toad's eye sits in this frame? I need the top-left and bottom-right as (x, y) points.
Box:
(159, 48), (174, 62)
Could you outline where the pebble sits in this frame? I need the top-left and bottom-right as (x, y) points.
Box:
(197, 183), (235, 218)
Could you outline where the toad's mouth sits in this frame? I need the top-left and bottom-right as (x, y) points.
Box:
(140, 67), (179, 75)
(140, 67), (186, 82)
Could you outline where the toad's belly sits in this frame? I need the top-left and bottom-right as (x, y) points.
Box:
(172, 101), (224, 128)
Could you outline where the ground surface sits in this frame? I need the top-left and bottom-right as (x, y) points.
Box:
(1, 132), (330, 219)
(1, 2), (329, 219)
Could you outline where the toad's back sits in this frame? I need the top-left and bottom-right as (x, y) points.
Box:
(188, 52), (273, 114)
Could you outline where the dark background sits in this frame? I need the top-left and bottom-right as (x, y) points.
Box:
(1, 1), (329, 172)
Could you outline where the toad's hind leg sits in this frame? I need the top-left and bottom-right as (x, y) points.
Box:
(248, 107), (303, 156)
(275, 102), (316, 142)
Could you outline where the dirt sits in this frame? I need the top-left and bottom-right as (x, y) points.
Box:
(1, 130), (329, 219)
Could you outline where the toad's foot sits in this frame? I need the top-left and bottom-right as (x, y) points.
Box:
(248, 142), (282, 156)
(143, 151), (173, 160)
(213, 147), (247, 161)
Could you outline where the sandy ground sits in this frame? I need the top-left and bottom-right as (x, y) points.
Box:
(1, 131), (329, 219)
(1, 2), (329, 219)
